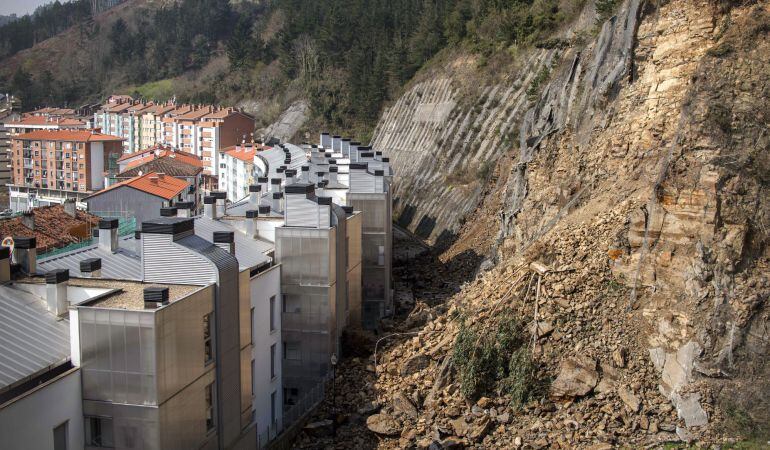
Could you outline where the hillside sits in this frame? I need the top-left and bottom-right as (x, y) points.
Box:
(1, 0), (768, 447)
(296, 0), (770, 447)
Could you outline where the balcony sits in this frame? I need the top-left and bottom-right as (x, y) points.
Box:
(22, 159), (33, 169)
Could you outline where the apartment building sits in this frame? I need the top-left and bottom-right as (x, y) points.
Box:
(163, 107), (255, 184)
(0, 94), (21, 186)
(139, 103), (176, 150)
(33, 209), (284, 447)
(8, 130), (124, 211)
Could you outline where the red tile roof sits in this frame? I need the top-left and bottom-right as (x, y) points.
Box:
(117, 145), (201, 164)
(0, 204), (98, 251)
(88, 172), (189, 201)
(223, 143), (270, 163)
(13, 130), (124, 142)
(4, 116), (87, 127)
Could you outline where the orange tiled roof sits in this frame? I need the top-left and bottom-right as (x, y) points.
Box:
(176, 107), (213, 121)
(4, 116), (86, 127)
(223, 143), (270, 163)
(105, 102), (134, 113)
(13, 130), (124, 142)
(124, 150), (203, 170)
(117, 145), (200, 164)
(89, 172), (189, 201)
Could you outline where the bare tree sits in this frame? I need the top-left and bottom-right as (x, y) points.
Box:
(292, 34), (319, 88)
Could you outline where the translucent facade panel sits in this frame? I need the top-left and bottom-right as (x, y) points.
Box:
(276, 228), (335, 286)
(79, 308), (158, 405)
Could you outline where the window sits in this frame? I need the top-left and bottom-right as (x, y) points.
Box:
(269, 296), (276, 332)
(271, 391), (277, 425)
(203, 313), (213, 365)
(53, 421), (68, 450)
(283, 387), (299, 406)
(283, 341), (300, 360)
(270, 344), (276, 379)
(378, 245), (385, 266)
(205, 382), (216, 433)
(250, 307), (255, 345)
(251, 359), (256, 396)
(85, 416), (114, 448)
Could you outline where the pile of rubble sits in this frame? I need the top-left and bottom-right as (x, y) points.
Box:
(293, 199), (734, 448)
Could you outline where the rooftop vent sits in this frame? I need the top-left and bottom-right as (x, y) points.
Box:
(203, 196), (217, 220)
(98, 219), (119, 253)
(45, 268), (69, 316)
(160, 206), (178, 217)
(80, 257), (102, 278)
(144, 287), (169, 309)
(213, 231), (235, 255)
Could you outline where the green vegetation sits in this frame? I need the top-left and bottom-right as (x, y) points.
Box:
(452, 309), (544, 407)
(595, 0), (621, 24)
(1, 0), (585, 134)
(129, 79), (175, 101)
(0, 0), (92, 59)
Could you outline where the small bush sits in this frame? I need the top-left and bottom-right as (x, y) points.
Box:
(452, 309), (541, 408)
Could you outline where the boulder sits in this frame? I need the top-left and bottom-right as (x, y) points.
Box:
(393, 391), (419, 419)
(468, 416), (492, 441)
(401, 354), (431, 377)
(366, 413), (401, 436)
(550, 355), (599, 399)
(618, 387), (641, 412)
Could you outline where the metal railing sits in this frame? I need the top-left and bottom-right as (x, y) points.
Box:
(262, 370), (333, 449)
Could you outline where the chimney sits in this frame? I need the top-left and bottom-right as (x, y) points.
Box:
(149, 175), (159, 185)
(0, 246), (10, 282)
(320, 132), (331, 148)
(350, 142), (361, 162)
(332, 135), (342, 152)
(160, 206), (178, 217)
(245, 210), (258, 238)
(45, 269), (69, 316)
(259, 205), (271, 216)
(157, 172), (166, 180)
(258, 177), (268, 193)
(249, 185), (261, 207)
(374, 169), (385, 191)
(272, 192), (283, 212)
(134, 229), (142, 255)
(144, 287), (169, 309)
(329, 166), (339, 184)
(79, 258), (102, 278)
(13, 236), (36, 274)
(213, 231), (235, 255)
(212, 191), (227, 216)
(341, 138), (351, 156)
(203, 196), (217, 219)
(270, 178), (282, 193)
(285, 169), (297, 183)
(175, 202), (193, 218)
(98, 219), (119, 253)
(63, 199), (77, 218)
(300, 165), (310, 182)
(20, 211), (34, 231)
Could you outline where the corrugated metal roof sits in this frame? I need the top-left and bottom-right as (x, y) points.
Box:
(0, 284), (70, 391)
(37, 235), (142, 280)
(194, 217), (272, 270)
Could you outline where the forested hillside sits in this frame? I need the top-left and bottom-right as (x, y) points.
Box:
(0, 0), (589, 136)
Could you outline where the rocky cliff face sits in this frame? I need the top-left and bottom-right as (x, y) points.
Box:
(302, 0), (769, 447)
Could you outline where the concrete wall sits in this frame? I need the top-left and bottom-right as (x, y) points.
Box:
(0, 368), (84, 450)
